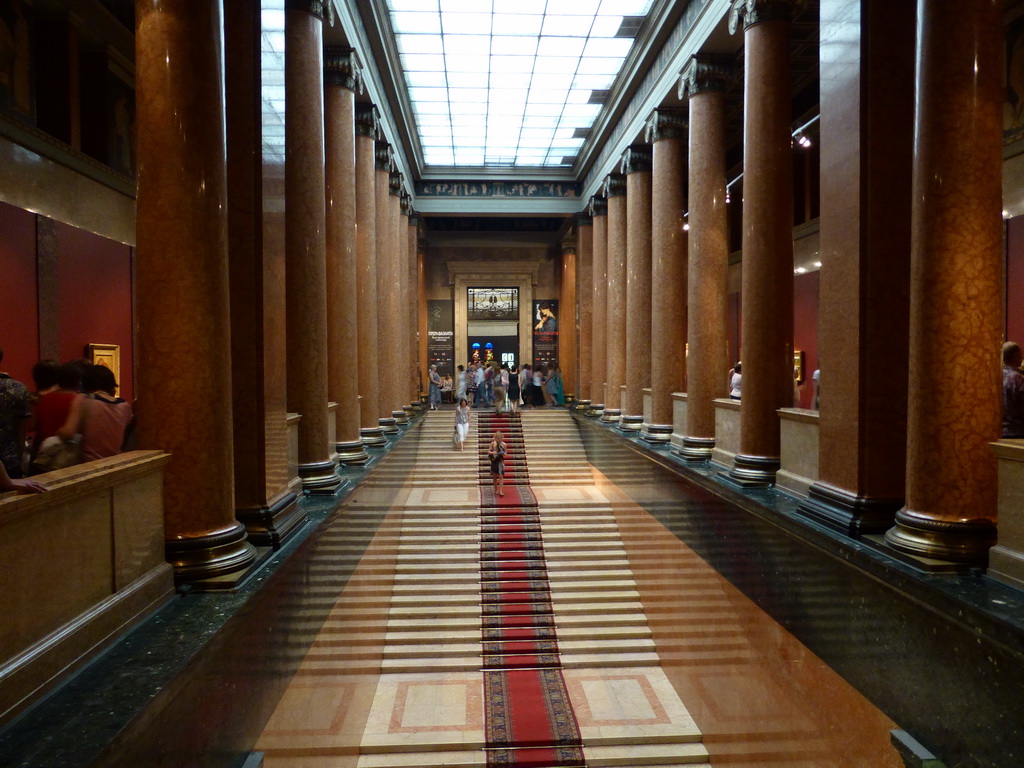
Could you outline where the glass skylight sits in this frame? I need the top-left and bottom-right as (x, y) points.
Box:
(385, 0), (656, 168)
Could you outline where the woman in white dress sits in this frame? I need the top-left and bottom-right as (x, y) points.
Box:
(454, 397), (471, 451)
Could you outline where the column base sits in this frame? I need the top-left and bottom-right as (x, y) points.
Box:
(640, 423), (673, 443)
(237, 492), (305, 549)
(599, 408), (621, 423)
(360, 426), (387, 447)
(675, 435), (715, 461)
(165, 521), (257, 583)
(884, 508), (996, 565)
(617, 414), (643, 433)
(573, 399), (591, 413)
(404, 403), (419, 416)
(379, 417), (399, 435)
(797, 482), (902, 536)
(335, 439), (370, 465)
(393, 409), (410, 426)
(721, 453), (780, 488)
(298, 459), (343, 495)
(587, 403), (605, 418)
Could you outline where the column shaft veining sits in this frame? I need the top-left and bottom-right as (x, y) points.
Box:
(375, 143), (398, 434)
(576, 212), (594, 408)
(284, 2), (339, 493)
(679, 57), (732, 460)
(354, 106), (385, 447)
(885, 0), (1004, 563)
(589, 198), (608, 416)
(408, 213), (421, 406)
(135, 0), (255, 579)
(728, 3), (796, 485)
(390, 175), (409, 425)
(620, 146), (653, 433)
(225, 0), (301, 548)
(797, 0), (913, 533)
(644, 110), (688, 443)
(602, 176), (627, 422)
(559, 241), (577, 401)
(325, 48), (368, 465)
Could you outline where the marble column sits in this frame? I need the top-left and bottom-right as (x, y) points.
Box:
(620, 146), (653, 433)
(589, 196), (608, 417)
(642, 109), (687, 444)
(354, 105), (386, 447)
(797, 0), (913, 532)
(405, 200), (420, 412)
(136, 0), (256, 579)
(225, 0), (303, 548)
(601, 176), (627, 422)
(576, 212), (594, 411)
(390, 172), (409, 426)
(375, 142), (398, 435)
(884, 0), (1003, 564)
(678, 57), (732, 460)
(726, 1), (797, 485)
(324, 47), (368, 465)
(559, 240), (577, 402)
(284, 1), (340, 494)
(417, 247), (428, 402)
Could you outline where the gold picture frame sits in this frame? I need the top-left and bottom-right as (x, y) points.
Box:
(87, 343), (121, 386)
(793, 349), (806, 384)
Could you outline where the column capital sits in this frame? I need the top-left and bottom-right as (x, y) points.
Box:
(401, 191), (412, 216)
(576, 210), (593, 228)
(285, 0), (331, 22)
(355, 104), (378, 137)
(603, 173), (626, 197)
(619, 145), (652, 175)
(375, 141), (392, 171)
(562, 239), (577, 257)
(589, 195), (608, 217)
(645, 108), (688, 142)
(389, 169), (402, 196)
(409, 213), (421, 227)
(324, 46), (363, 93)
(729, 0), (805, 34)
(678, 54), (735, 98)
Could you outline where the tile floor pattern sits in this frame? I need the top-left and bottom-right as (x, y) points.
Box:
(256, 409), (901, 768)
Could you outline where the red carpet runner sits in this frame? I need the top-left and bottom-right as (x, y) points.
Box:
(478, 412), (586, 768)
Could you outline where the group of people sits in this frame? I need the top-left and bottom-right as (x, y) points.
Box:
(0, 348), (133, 494)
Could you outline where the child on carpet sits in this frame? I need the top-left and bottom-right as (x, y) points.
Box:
(488, 430), (507, 496)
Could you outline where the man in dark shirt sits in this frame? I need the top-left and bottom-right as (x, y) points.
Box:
(1002, 342), (1024, 438)
(0, 347), (32, 478)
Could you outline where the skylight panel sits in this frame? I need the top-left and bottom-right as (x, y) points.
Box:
(391, 12), (441, 34)
(386, 0), (655, 167)
(441, 12), (492, 34)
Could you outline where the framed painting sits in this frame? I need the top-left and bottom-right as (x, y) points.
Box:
(87, 343), (120, 385)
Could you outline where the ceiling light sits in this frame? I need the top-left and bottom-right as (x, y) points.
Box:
(795, 267), (807, 274)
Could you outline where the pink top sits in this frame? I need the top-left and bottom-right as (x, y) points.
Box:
(80, 395), (133, 462)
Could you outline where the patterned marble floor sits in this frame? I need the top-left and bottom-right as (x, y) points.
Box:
(255, 410), (901, 768)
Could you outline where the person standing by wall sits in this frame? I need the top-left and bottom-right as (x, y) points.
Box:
(0, 347), (32, 479)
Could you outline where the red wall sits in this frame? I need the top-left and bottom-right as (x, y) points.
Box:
(793, 271), (820, 408)
(0, 202), (133, 400)
(1007, 216), (1024, 345)
(728, 272), (819, 409)
(0, 202), (40, 386)
(55, 222), (134, 402)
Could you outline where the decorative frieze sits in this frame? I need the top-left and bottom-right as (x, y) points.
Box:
(414, 180), (581, 199)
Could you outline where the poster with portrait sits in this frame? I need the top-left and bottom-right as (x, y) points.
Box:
(532, 299), (558, 371)
(427, 299), (454, 376)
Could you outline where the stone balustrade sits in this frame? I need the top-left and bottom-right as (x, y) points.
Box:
(0, 451), (174, 725)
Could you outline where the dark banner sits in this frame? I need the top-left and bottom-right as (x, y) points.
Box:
(427, 299), (454, 375)
(532, 299), (558, 371)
